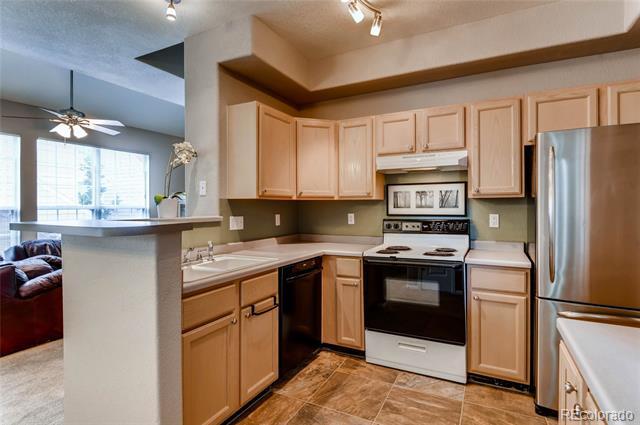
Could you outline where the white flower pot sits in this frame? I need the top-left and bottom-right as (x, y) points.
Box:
(157, 198), (179, 219)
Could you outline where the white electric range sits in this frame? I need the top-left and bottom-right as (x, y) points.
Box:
(363, 218), (470, 383)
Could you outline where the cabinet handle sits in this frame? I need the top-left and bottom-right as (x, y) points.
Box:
(343, 282), (359, 287)
(564, 382), (577, 394)
(473, 295), (479, 300)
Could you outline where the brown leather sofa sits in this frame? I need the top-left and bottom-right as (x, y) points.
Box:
(0, 240), (63, 356)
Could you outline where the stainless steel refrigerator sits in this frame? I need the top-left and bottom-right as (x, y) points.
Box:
(535, 124), (640, 413)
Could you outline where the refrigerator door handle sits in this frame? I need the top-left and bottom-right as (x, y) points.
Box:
(548, 145), (556, 283)
(558, 311), (640, 327)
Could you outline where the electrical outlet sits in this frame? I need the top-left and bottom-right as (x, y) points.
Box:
(199, 180), (207, 196)
(347, 213), (355, 225)
(489, 214), (500, 228)
(275, 214), (281, 227)
(229, 216), (244, 231)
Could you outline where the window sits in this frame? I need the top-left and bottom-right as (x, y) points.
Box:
(37, 139), (149, 234)
(0, 133), (20, 251)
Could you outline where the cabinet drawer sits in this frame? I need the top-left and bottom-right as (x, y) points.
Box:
(241, 271), (278, 307)
(183, 283), (238, 331)
(469, 265), (528, 294)
(336, 258), (361, 278)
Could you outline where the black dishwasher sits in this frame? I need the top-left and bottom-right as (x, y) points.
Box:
(279, 257), (322, 377)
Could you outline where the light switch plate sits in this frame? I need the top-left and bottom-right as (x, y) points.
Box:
(489, 214), (500, 228)
(347, 213), (355, 225)
(199, 180), (207, 196)
(229, 216), (244, 231)
(275, 214), (281, 227)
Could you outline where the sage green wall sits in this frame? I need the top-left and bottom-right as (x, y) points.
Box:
(297, 171), (535, 243)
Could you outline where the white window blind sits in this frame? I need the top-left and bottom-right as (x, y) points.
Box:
(0, 133), (20, 251)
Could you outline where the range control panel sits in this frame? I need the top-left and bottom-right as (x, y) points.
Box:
(383, 219), (470, 235)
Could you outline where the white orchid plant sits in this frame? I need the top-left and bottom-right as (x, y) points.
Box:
(154, 141), (198, 205)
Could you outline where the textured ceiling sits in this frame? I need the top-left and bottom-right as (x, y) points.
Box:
(0, 0), (552, 107)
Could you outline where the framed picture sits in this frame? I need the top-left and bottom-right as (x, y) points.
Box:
(386, 182), (467, 216)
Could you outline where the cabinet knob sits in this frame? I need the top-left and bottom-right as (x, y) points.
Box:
(473, 295), (479, 300)
(245, 312), (251, 318)
(473, 187), (479, 194)
(298, 191), (303, 196)
(572, 403), (588, 420)
(261, 189), (267, 195)
(231, 317), (238, 325)
(423, 143), (428, 149)
(407, 145), (414, 151)
(564, 382), (577, 394)
(366, 191), (372, 196)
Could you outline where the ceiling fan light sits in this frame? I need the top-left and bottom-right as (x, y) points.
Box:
(51, 123), (71, 139)
(370, 13), (382, 36)
(73, 125), (88, 139)
(348, 1), (364, 23)
(166, 1), (177, 21)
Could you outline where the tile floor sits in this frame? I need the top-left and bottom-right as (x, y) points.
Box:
(235, 350), (558, 425)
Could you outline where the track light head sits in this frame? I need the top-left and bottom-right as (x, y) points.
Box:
(348, 1), (364, 23)
(165, 0), (181, 22)
(370, 12), (382, 36)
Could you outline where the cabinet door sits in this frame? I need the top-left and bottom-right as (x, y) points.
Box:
(526, 87), (598, 144)
(336, 277), (363, 349)
(417, 105), (465, 151)
(338, 118), (374, 198)
(469, 98), (522, 197)
(183, 312), (239, 425)
(558, 341), (585, 424)
(240, 298), (278, 405)
(258, 105), (296, 198)
(375, 111), (416, 155)
(604, 81), (640, 125)
(296, 119), (337, 198)
(469, 290), (528, 383)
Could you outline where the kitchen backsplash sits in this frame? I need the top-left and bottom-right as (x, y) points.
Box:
(183, 171), (535, 248)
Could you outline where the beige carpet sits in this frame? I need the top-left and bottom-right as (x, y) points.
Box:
(0, 340), (64, 425)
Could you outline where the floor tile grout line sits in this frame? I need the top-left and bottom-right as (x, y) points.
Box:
(371, 373), (396, 425)
(458, 385), (466, 425)
(463, 400), (542, 420)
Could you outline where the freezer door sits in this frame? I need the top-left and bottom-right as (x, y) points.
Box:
(536, 124), (640, 309)
(535, 298), (640, 411)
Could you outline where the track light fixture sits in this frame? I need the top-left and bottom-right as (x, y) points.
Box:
(342, 0), (382, 36)
(165, 0), (180, 22)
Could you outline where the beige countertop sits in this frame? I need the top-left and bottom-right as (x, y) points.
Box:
(182, 241), (376, 295)
(557, 318), (640, 424)
(465, 241), (531, 268)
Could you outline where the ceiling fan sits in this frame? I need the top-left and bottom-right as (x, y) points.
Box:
(2, 70), (124, 139)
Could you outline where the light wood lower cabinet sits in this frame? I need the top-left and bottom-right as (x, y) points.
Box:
(182, 283), (240, 425)
(467, 265), (530, 384)
(558, 340), (607, 424)
(239, 271), (279, 404)
(182, 271), (279, 425)
(322, 256), (364, 350)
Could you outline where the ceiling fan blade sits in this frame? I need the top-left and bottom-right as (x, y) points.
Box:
(1, 115), (53, 120)
(84, 123), (120, 136)
(85, 118), (125, 127)
(40, 108), (64, 118)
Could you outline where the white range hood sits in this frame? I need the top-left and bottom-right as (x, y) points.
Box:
(376, 149), (468, 173)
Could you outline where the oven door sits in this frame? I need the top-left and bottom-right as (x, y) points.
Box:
(363, 258), (466, 345)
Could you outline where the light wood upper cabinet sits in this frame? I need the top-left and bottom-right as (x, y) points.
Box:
(469, 98), (523, 198)
(336, 277), (364, 349)
(469, 290), (528, 383)
(296, 118), (337, 198)
(338, 117), (383, 199)
(603, 80), (640, 125)
(525, 87), (598, 144)
(417, 105), (465, 151)
(259, 105), (296, 198)
(375, 111), (417, 155)
(183, 312), (239, 425)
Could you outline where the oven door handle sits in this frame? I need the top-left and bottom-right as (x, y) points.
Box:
(364, 258), (463, 268)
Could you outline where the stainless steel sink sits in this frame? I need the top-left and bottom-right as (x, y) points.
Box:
(182, 255), (276, 283)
